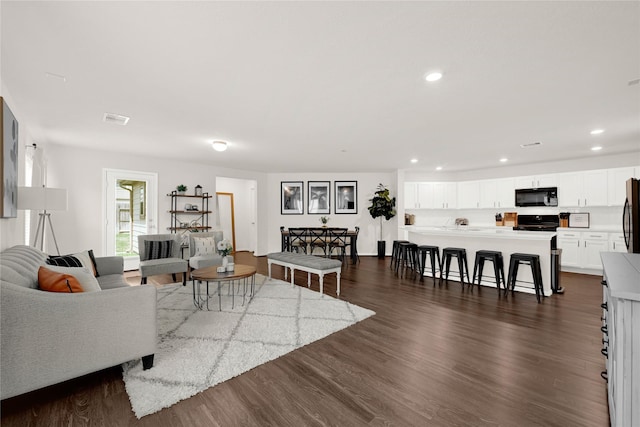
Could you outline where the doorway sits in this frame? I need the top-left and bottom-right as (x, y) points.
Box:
(103, 169), (158, 271)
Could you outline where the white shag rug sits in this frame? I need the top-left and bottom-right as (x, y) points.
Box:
(122, 275), (375, 418)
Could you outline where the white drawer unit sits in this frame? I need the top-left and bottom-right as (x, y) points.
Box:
(557, 230), (608, 272)
(609, 233), (627, 253)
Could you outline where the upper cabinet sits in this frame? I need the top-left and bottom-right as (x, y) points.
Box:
(433, 182), (457, 209)
(514, 174), (556, 189)
(458, 181), (480, 209)
(557, 170), (608, 207)
(607, 167), (636, 206)
(404, 182), (434, 209)
(479, 178), (515, 209)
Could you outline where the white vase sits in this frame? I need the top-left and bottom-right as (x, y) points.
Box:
(222, 256), (229, 268)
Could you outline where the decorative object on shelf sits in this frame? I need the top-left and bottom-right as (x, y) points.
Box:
(195, 185), (203, 196)
(176, 184), (187, 195)
(308, 181), (330, 214)
(184, 203), (192, 210)
(335, 181), (358, 214)
(188, 204), (199, 211)
(281, 181), (304, 215)
(368, 183), (396, 258)
(495, 213), (503, 226)
(320, 216), (329, 226)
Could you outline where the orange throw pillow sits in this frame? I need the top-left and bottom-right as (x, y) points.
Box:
(38, 266), (84, 293)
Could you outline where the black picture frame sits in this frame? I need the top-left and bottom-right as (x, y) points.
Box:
(308, 181), (330, 214)
(281, 181), (304, 215)
(335, 181), (357, 214)
(1, 97), (19, 218)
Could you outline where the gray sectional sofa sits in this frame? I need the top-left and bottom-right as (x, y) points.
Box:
(0, 245), (157, 400)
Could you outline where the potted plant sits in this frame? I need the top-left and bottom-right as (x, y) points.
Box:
(368, 183), (396, 258)
(320, 216), (329, 227)
(176, 184), (187, 195)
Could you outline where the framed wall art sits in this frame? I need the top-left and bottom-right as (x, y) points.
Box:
(1, 97), (19, 218)
(335, 181), (357, 214)
(281, 181), (304, 215)
(308, 181), (330, 214)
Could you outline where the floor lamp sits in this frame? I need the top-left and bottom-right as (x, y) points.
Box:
(18, 186), (68, 255)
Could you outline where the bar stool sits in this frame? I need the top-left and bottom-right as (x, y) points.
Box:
(472, 250), (506, 291)
(417, 245), (441, 282)
(441, 247), (470, 286)
(390, 240), (409, 269)
(395, 242), (418, 277)
(507, 253), (544, 303)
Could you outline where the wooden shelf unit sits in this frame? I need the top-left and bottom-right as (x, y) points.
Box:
(168, 191), (212, 235)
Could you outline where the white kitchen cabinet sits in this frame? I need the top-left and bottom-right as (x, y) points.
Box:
(457, 181), (480, 209)
(608, 167), (636, 206)
(514, 174), (556, 189)
(557, 230), (608, 271)
(609, 233), (627, 253)
(479, 178), (514, 209)
(432, 182), (457, 209)
(557, 170), (608, 207)
(404, 182), (434, 209)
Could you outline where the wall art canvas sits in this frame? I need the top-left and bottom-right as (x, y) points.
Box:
(308, 181), (330, 214)
(1, 97), (19, 218)
(281, 181), (304, 215)
(335, 181), (357, 214)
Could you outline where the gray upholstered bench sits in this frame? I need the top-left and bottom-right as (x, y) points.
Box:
(267, 252), (342, 296)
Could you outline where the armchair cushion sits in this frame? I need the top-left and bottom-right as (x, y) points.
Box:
(192, 236), (217, 256)
(142, 240), (173, 261)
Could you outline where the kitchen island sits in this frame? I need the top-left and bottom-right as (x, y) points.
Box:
(400, 226), (557, 296)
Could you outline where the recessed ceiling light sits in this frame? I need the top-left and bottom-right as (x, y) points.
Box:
(410, 158), (418, 164)
(590, 129), (605, 135)
(45, 72), (66, 82)
(591, 146), (603, 151)
(425, 72), (443, 82)
(435, 166), (443, 171)
(212, 141), (228, 152)
(499, 158), (508, 162)
(103, 112), (130, 126)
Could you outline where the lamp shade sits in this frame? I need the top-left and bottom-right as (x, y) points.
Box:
(18, 187), (68, 211)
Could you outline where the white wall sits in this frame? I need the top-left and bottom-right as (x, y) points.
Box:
(266, 172), (398, 255)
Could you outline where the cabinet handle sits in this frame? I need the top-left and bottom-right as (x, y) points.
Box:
(585, 199), (587, 206)
(578, 198), (580, 206)
(601, 371), (608, 381)
(613, 242), (616, 250)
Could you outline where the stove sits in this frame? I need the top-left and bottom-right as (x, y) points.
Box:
(513, 214), (559, 232)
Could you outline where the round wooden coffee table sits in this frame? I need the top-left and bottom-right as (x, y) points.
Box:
(191, 264), (257, 311)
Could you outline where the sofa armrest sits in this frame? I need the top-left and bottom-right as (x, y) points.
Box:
(0, 283), (157, 399)
(95, 256), (124, 276)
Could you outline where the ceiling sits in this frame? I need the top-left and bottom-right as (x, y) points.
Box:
(2, 1), (639, 173)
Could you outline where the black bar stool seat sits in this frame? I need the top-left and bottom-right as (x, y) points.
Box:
(472, 250), (506, 291)
(417, 245), (441, 282)
(441, 247), (470, 286)
(507, 253), (544, 303)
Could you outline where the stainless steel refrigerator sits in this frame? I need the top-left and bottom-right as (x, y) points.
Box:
(623, 178), (640, 253)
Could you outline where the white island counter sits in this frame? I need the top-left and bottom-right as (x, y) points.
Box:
(400, 226), (557, 296)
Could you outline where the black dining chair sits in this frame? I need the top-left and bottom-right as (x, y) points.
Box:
(308, 227), (328, 256)
(288, 228), (309, 254)
(327, 228), (348, 263)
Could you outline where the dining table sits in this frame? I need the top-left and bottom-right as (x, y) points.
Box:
(280, 227), (359, 264)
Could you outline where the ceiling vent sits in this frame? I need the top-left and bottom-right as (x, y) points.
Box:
(103, 112), (130, 126)
(520, 141), (543, 148)
(629, 78), (640, 86)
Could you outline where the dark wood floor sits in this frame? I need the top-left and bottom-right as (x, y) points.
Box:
(1, 253), (610, 426)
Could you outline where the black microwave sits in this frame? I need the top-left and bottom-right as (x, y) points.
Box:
(515, 187), (558, 207)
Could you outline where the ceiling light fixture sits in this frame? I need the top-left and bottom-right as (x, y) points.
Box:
(499, 158), (508, 163)
(212, 141), (228, 152)
(590, 129), (605, 135)
(435, 166), (443, 171)
(591, 146), (603, 151)
(425, 72), (443, 82)
(410, 158), (418, 164)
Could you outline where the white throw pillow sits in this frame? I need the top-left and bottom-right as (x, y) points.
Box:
(44, 265), (102, 292)
(193, 237), (217, 257)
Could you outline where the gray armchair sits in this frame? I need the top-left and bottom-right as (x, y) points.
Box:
(188, 230), (224, 271)
(138, 234), (188, 285)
